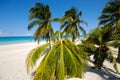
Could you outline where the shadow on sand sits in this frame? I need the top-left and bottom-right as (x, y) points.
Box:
(87, 66), (120, 80)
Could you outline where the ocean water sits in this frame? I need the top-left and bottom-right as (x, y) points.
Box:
(0, 35), (84, 45)
(0, 36), (35, 45)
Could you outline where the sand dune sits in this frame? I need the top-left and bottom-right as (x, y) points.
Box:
(0, 42), (120, 80)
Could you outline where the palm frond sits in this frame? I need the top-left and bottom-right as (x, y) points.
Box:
(108, 51), (119, 73)
(78, 26), (86, 35)
(32, 39), (88, 80)
(26, 43), (50, 73)
(50, 18), (60, 22)
(60, 21), (68, 31)
(63, 25), (72, 38)
(98, 14), (110, 20)
(107, 40), (120, 48)
(28, 20), (44, 30)
(78, 44), (97, 56)
(50, 28), (55, 42)
(55, 30), (63, 40)
(98, 0), (120, 28)
(103, 1), (117, 13)
(29, 11), (42, 20)
(79, 20), (88, 26)
(84, 28), (100, 45)
(33, 25), (46, 43)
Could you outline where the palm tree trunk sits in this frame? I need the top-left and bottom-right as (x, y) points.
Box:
(116, 47), (120, 63)
(94, 45), (108, 69)
(72, 35), (75, 42)
(49, 37), (52, 48)
(48, 32), (52, 49)
(72, 38), (74, 42)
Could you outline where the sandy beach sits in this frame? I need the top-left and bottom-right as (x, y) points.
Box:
(0, 42), (120, 80)
(0, 42), (44, 80)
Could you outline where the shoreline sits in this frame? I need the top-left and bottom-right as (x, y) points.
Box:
(0, 41), (46, 46)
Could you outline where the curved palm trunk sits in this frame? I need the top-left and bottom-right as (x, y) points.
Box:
(49, 37), (52, 48)
(72, 37), (74, 42)
(94, 45), (108, 69)
(116, 47), (120, 63)
(72, 33), (76, 42)
(48, 32), (52, 49)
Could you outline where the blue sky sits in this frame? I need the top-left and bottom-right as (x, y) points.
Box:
(0, 0), (108, 36)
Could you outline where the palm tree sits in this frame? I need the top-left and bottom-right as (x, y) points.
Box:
(98, 0), (120, 63)
(60, 8), (87, 42)
(26, 4), (89, 79)
(54, 30), (63, 40)
(108, 33), (120, 63)
(83, 26), (119, 73)
(26, 38), (88, 80)
(113, 33), (120, 63)
(98, 0), (120, 28)
(28, 3), (54, 43)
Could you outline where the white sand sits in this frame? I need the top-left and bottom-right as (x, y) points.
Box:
(0, 42), (45, 80)
(0, 42), (120, 80)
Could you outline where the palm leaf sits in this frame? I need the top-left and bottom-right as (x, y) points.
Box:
(55, 30), (63, 40)
(60, 21), (68, 31)
(78, 26), (86, 35)
(49, 28), (55, 41)
(63, 25), (72, 38)
(78, 44), (97, 56)
(29, 11), (42, 20)
(107, 40), (120, 48)
(33, 25), (46, 43)
(50, 18), (61, 22)
(26, 43), (50, 73)
(79, 20), (88, 26)
(108, 51), (119, 73)
(28, 20), (44, 30)
(31, 39), (88, 80)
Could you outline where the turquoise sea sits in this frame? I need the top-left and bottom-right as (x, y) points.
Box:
(0, 36), (35, 45)
(0, 35), (84, 45)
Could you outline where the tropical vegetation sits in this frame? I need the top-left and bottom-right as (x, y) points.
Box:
(26, 3), (88, 80)
(26, 1), (120, 80)
(26, 38), (88, 80)
(59, 8), (87, 42)
(28, 3), (54, 43)
(98, 0), (120, 63)
(82, 26), (119, 73)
